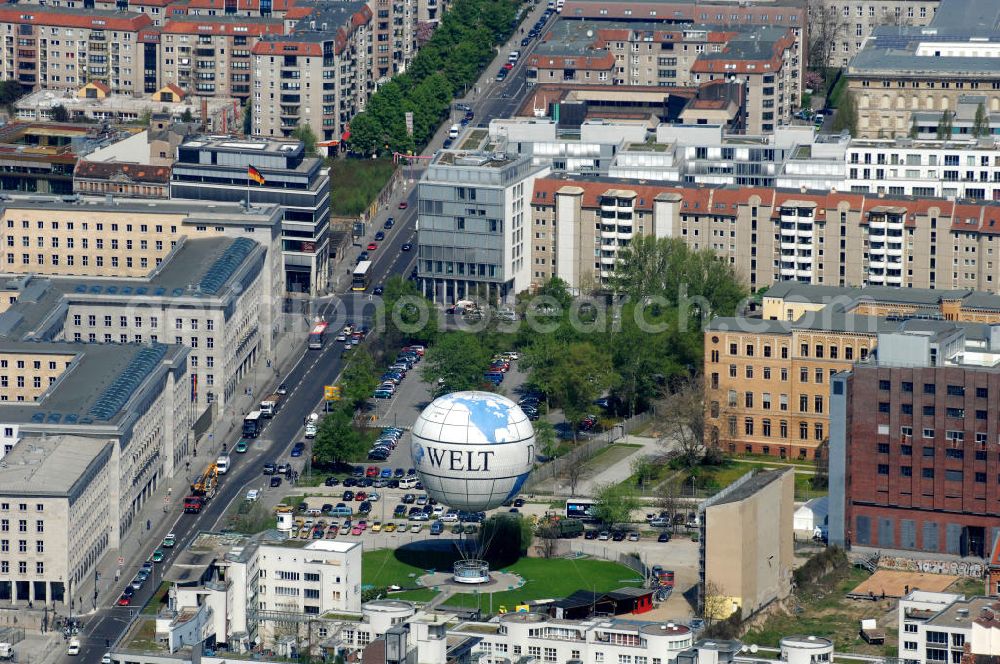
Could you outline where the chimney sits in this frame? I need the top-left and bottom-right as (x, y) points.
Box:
(200, 98), (208, 129)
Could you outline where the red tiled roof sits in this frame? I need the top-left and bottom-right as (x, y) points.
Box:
(560, 0), (806, 26)
(163, 18), (283, 35)
(0, 7), (153, 30)
(527, 52), (616, 70)
(74, 160), (172, 184)
(690, 31), (796, 75)
(88, 81), (112, 94)
(250, 40), (322, 56)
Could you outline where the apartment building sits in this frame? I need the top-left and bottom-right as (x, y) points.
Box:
(530, 176), (1000, 294)
(159, 15), (284, 101)
(416, 151), (550, 304)
(0, 5), (153, 93)
(829, 325), (1000, 557)
(845, 0), (1000, 139)
(368, 0), (417, 83)
(251, 1), (373, 142)
(525, 21), (799, 134)
(0, 340), (190, 607)
(0, 198), (284, 412)
(169, 135), (330, 294)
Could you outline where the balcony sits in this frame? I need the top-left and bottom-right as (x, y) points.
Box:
(886, 244), (903, 257)
(796, 229), (813, 240)
(600, 255), (616, 265)
(780, 267), (797, 277)
(797, 269), (813, 278)
(617, 230), (633, 241)
(600, 243), (618, 253)
(869, 260), (886, 270)
(886, 274), (903, 284)
(600, 229), (617, 240)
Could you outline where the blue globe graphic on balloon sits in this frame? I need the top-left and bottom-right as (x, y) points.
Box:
(411, 391), (535, 511)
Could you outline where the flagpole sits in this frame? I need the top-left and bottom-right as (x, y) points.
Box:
(246, 168), (251, 210)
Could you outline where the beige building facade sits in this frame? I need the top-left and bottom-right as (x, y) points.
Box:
(700, 468), (794, 619)
(530, 177), (1000, 294)
(812, 0), (938, 67)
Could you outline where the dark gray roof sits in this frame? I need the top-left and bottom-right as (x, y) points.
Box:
(706, 316), (791, 334)
(927, 0), (1000, 32)
(292, 0), (368, 41)
(763, 282), (979, 309)
(706, 468), (791, 508)
(0, 342), (186, 429)
(695, 26), (792, 62)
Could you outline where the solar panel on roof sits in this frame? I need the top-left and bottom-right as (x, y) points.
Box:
(154, 288), (166, 296)
(90, 285), (101, 294)
(121, 287), (132, 295)
(79, 417), (92, 424)
(31, 413), (44, 423)
(64, 414), (78, 424)
(106, 286), (118, 294)
(74, 285), (87, 293)
(199, 237), (256, 295)
(47, 413), (61, 423)
(136, 287), (148, 295)
(172, 288), (184, 297)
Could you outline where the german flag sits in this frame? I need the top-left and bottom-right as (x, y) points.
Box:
(248, 164), (266, 185)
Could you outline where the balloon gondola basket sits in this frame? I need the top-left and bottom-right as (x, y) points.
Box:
(453, 559), (491, 585)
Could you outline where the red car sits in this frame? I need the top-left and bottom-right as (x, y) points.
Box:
(367, 242), (378, 251)
(398, 201), (408, 210)
(365, 466), (379, 478)
(117, 595), (132, 606)
(503, 62), (514, 70)
(355, 491), (368, 502)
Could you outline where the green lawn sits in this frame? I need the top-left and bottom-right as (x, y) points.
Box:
(329, 158), (397, 217)
(362, 549), (643, 610)
(443, 557), (644, 609)
(142, 582), (170, 615)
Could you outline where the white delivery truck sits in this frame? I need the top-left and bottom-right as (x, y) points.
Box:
(216, 453), (231, 475)
(448, 124), (460, 139)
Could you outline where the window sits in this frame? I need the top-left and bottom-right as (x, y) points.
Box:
(877, 443), (890, 453)
(922, 468), (935, 479)
(923, 383), (936, 394)
(945, 469), (963, 482)
(35, 520), (42, 533)
(879, 380), (891, 391)
(877, 464), (889, 475)
(901, 466), (912, 477)
(923, 428), (934, 439)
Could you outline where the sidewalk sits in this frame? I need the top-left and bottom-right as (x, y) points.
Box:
(572, 435), (660, 496)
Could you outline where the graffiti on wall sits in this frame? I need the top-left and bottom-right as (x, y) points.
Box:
(879, 556), (984, 578)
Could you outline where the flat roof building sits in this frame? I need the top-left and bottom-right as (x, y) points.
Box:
(0, 341), (190, 609)
(171, 136), (330, 295)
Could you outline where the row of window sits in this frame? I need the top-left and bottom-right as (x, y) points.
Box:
(718, 341), (869, 361)
(5, 219), (176, 234)
(0, 360), (61, 371)
(0, 503), (43, 511)
(0, 561), (44, 574)
(722, 391), (825, 413)
(876, 442), (994, 458)
(6, 253), (159, 269)
(878, 402), (987, 419)
(878, 381), (989, 398)
(0, 520), (43, 533)
(876, 465), (992, 482)
(722, 364), (835, 383)
(0, 539), (44, 553)
(6, 236), (168, 251)
(722, 416), (824, 441)
(71, 315), (216, 331)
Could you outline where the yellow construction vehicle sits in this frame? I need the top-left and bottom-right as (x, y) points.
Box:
(184, 463), (219, 513)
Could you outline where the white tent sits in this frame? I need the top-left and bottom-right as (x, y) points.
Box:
(793, 496), (829, 532)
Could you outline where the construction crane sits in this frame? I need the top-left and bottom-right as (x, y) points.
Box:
(184, 463), (219, 513)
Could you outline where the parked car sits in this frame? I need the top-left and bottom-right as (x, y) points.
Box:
(598, 531), (610, 541)
(658, 532), (672, 543)
(270, 476), (282, 487)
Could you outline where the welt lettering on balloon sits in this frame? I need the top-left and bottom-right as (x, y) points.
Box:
(426, 446), (496, 472)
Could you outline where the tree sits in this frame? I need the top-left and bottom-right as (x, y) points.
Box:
(805, 0), (844, 85)
(312, 407), (367, 467)
(533, 419), (558, 459)
(51, 104), (69, 122)
(629, 455), (658, 489)
(831, 90), (858, 136)
(656, 478), (682, 523)
(811, 438), (829, 490)
(292, 124), (318, 156)
(423, 331), (492, 393)
(563, 460), (588, 497)
(592, 482), (640, 527)
(973, 102), (990, 138)
(701, 580), (734, 625)
(181, 107), (195, 123)
(909, 115), (919, 139)
(478, 514), (531, 567)
(936, 110), (953, 140)
(341, 350), (378, 410)
(549, 342), (613, 439)
(0, 80), (23, 110)
(653, 376), (707, 469)
(242, 99), (253, 136)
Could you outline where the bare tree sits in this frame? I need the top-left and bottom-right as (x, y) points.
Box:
(652, 376), (707, 468)
(701, 580), (732, 625)
(806, 0), (847, 74)
(539, 536), (558, 559)
(564, 462), (588, 497)
(656, 478), (682, 522)
(629, 455), (658, 490)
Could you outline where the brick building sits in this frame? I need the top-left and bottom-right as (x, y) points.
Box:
(830, 324), (1000, 557)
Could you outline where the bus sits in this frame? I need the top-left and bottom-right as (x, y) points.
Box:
(243, 411), (264, 438)
(565, 498), (597, 521)
(308, 321), (328, 350)
(352, 261), (373, 291)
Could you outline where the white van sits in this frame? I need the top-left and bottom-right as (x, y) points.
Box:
(508, 50), (520, 63)
(67, 639), (81, 656)
(448, 124), (460, 139)
(216, 454), (231, 475)
(399, 477), (418, 489)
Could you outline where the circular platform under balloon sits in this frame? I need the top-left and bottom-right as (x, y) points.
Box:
(453, 559), (490, 584)
(417, 568), (525, 594)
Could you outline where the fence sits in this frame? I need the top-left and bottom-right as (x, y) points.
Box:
(568, 541), (650, 580)
(523, 412), (650, 492)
